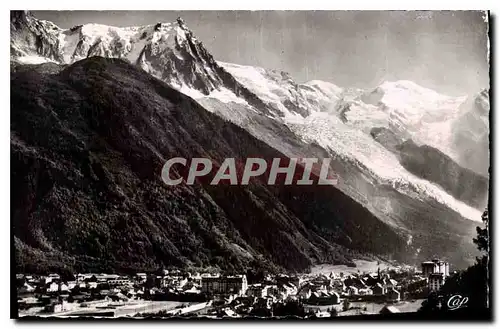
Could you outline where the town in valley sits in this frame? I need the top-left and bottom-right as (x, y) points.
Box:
(16, 259), (451, 318)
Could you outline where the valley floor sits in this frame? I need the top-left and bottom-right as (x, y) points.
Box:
(309, 259), (396, 276)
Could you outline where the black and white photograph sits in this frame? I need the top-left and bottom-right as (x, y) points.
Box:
(10, 8), (491, 321)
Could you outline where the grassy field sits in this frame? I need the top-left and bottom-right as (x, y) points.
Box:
(309, 259), (394, 276)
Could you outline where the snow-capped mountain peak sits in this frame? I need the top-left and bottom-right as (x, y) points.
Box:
(304, 80), (343, 96)
(12, 12), (238, 99)
(11, 11), (193, 63)
(380, 79), (442, 96)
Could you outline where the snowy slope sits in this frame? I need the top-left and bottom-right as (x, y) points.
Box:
(351, 81), (469, 159)
(219, 62), (312, 120)
(319, 80), (489, 177)
(213, 62), (485, 221)
(285, 111), (481, 222)
(299, 80), (343, 113)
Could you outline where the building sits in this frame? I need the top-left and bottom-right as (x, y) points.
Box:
(421, 262), (435, 277)
(108, 277), (132, 287)
(297, 287), (312, 299)
(421, 259), (449, 277)
(372, 283), (386, 296)
(47, 282), (68, 293)
(246, 284), (269, 298)
(276, 283), (297, 299)
(201, 275), (248, 296)
(428, 273), (445, 292)
(386, 288), (400, 302)
(276, 275), (302, 289)
(358, 288), (373, 296)
(347, 286), (359, 296)
(255, 296), (274, 309)
(310, 274), (332, 288)
(136, 273), (147, 282)
(48, 273), (61, 281)
(344, 277), (367, 290)
(191, 272), (202, 285)
(307, 291), (341, 305)
(364, 273), (379, 286)
(379, 305), (401, 314)
(43, 300), (73, 313)
(422, 259), (449, 291)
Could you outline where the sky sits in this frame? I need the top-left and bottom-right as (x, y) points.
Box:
(33, 10), (490, 96)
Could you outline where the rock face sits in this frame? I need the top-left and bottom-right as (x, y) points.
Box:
(12, 57), (411, 274)
(10, 11), (64, 62)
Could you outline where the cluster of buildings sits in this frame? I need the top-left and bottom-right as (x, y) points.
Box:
(16, 270), (206, 315)
(16, 258), (452, 318)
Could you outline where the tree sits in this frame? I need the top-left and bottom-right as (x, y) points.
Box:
(419, 208), (490, 313)
(474, 209), (490, 308)
(473, 209), (489, 256)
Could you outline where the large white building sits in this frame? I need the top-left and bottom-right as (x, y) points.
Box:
(428, 273), (446, 292)
(421, 259), (450, 291)
(421, 259), (449, 277)
(201, 274), (248, 296)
